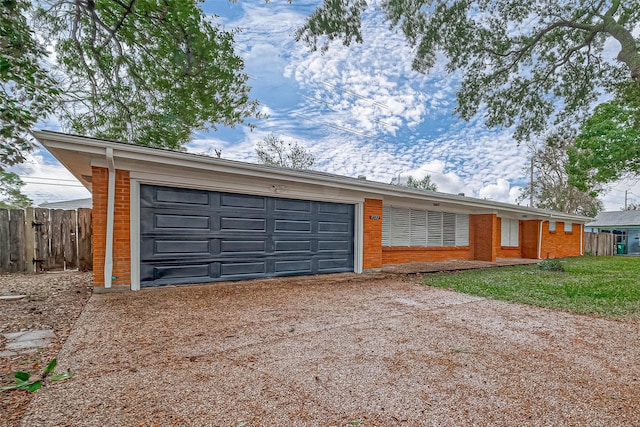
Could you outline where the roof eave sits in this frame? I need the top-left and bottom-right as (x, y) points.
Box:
(34, 130), (591, 223)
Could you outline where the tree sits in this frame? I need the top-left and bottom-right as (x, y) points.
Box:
(0, 171), (32, 208)
(297, 1), (640, 142)
(256, 133), (315, 169)
(405, 175), (437, 191)
(518, 134), (602, 217)
(36, 0), (262, 149)
(1, 0), (60, 171)
(1, 1), (262, 170)
(568, 84), (640, 190)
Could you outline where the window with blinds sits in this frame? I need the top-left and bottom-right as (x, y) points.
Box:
(382, 205), (469, 247)
(500, 218), (519, 247)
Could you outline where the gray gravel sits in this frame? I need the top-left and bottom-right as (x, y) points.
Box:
(21, 274), (640, 426)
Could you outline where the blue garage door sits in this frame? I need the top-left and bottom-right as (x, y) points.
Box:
(140, 184), (354, 287)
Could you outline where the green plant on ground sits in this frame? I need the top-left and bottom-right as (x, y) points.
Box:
(423, 257), (640, 319)
(537, 258), (564, 271)
(2, 358), (73, 392)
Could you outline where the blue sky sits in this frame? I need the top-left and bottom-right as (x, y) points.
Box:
(17, 0), (640, 210)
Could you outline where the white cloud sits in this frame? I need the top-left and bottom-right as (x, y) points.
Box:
(15, 149), (90, 205)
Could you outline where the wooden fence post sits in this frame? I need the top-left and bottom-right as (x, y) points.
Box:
(0, 209), (9, 272)
(78, 208), (93, 271)
(34, 208), (50, 271)
(25, 207), (36, 273)
(63, 210), (78, 270)
(49, 209), (65, 270)
(9, 209), (26, 272)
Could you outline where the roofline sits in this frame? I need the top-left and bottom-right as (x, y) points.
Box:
(34, 130), (591, 222)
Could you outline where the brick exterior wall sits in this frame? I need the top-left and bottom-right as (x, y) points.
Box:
(89, 167), (581, 287)
(92, 166), (131, 287)
(382, 246), (471, 264)
(363, 198), (383, 269)
(470, 214), (497, 262)
(539, 221), (582, 259)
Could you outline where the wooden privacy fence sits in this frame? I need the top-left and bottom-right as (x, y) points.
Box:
(0, 208), (92, 273)
(584, 231), (614, 256)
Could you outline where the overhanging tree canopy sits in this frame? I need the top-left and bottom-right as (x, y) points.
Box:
(297, 0), (640, 143)
(1, 0), (262, 171)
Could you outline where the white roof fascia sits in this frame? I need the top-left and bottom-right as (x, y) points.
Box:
(34, 130), (591, 223)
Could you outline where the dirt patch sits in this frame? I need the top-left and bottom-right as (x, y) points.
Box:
(13, 273), (640, 426)
(0, 271), (92, 427)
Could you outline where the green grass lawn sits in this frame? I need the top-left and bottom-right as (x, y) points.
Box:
(423, 256), (640, 319)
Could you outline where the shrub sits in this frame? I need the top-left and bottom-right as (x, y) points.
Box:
(538, 258), (564, 272)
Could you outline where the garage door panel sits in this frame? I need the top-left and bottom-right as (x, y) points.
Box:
(140, 185), (354, 287)
(275, 259), (312, 273)
(220, 193), (266, 210)
(318, 258), (351, 271)
(274, 240), (312, 252)
(318, 240), (351, 252)
(220, 240), (267, 254)
(274, 219), (312, 232)
(220, 217), (266, 231)
(155, 240), (210, 255)
(318, 221), (350, 233)
(140, 185), (210, 208)
(154, 214), (210, 230)
(220, 261), (266, 276)
(318, 203), (352, 214)
(274, 198), (311, 212)
(147, 264), (211, 281)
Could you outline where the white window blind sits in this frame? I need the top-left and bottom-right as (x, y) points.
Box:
(549, 221), (556, 232)
(500, 218), (519, 247)
(564, 222), (572, 232)
(455, 214), (469, 246)
(443, 213), (457, 246)
(427, 211), (443, 246)
(382, 205), (391, 246)
(382, 205), (470, 248)
(391, 207), (411, 246)
(410, 209), (427, 246)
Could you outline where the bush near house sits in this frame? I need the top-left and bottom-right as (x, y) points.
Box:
(424, 257), (640, 319)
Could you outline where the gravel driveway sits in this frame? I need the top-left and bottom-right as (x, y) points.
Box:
(21, 273), (640, 426)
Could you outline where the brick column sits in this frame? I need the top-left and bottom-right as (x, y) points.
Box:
(363, 198), (383, 270)
(91, 166), (131, 287)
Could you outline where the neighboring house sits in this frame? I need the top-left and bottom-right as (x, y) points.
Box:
(35, 130), (591, 291)
(586, 211), (640, 255)
(39, 198), (92, 209)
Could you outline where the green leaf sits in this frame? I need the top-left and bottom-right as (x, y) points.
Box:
(27, 381), (42, 392)
(43, 358), (57, 375)
(51, 372), (73, 381)
(14, 371), (30, 382)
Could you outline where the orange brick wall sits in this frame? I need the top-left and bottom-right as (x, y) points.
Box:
(363, 198), (383, 269)
(382, 246), (471, 264)
(92, 166), (131, 287)
(539, 221), (583, 259)
(470, 214), (497, 262)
